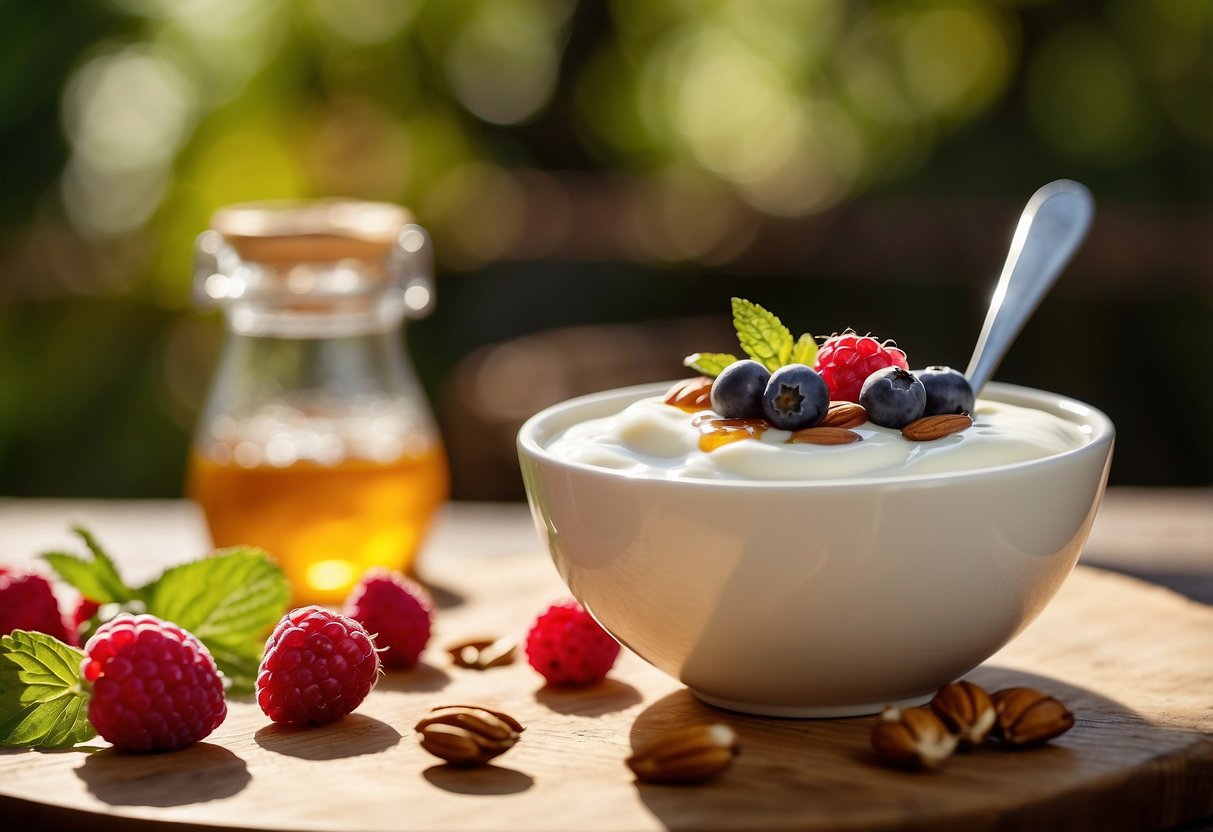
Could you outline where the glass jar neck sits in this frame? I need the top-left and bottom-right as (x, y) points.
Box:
(194, 206), (434, 338)
(215, 260), (411, 338)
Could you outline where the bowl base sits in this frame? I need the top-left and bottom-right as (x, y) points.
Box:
(690, 689), (934, 719)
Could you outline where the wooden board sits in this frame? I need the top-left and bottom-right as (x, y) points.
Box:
(2, 551), (1212, 832)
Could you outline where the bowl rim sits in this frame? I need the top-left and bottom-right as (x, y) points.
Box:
(517, 379), (1115, 489)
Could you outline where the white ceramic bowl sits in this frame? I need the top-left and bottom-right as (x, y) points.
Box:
(517, 381), (1114, 717)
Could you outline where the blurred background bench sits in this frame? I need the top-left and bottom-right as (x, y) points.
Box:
(0, 0), (1209, 501)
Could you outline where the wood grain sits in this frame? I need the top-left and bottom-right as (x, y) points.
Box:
(1, 518), (1212, 831)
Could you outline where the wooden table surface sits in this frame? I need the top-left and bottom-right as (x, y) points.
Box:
(0, 488), (1210, 831)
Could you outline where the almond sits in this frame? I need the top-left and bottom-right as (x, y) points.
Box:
(901, 413), (973, 442)
(930, 681), (996, 747)
(871, 707), (958, 769)
(990, 687), (1074, 747)
(446, 636), (517, 670)
(788, 426), (862, 445)
(818, 401), (867, 429)
(626, 723), (739, 785)
(415, 705), (524, 767)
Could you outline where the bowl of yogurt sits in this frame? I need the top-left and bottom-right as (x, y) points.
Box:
(517, 379), (1114, 717)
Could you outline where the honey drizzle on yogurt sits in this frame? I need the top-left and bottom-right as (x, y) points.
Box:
(692, 413), (768, 452)
(664, 377), (714, 412)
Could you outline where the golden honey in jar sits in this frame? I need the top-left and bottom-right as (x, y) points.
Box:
(188, 200), (448, 605)
(187, 414), (448, 605)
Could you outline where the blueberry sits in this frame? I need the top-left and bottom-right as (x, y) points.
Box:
(915, 366), (975, 416)
(858, 366), (926, 428)
(761, 364), (830, 430)
(710, 359), (770, 419)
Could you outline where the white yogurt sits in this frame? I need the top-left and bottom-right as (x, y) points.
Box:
(546, 397), (1090, 481)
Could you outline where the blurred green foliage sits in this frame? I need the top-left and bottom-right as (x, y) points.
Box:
(0, 0), (1210, 497)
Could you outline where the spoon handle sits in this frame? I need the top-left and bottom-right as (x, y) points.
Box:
(965, 180), (1094, 395)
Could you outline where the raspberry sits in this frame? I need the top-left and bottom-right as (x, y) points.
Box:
(814, 331), (909, 403)
(256, 606), (380, 726)
(525, 600), (620, 686)
(82, 613), (227, 752)
(74, 598), (101, 629)
(0, 568), (73, 645)
(343, 570), (431, 669)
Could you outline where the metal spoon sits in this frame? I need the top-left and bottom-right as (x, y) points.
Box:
(965, 180), (1095, 395)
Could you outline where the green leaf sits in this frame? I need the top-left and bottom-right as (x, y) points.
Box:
(204, 641), (263, 694)
(0, 631), (94, 748)
(42, 526), (132, 604)
(732, 298), (793, 371)
(139, 547), (288, 687)
(790, 333), (818, 367)
(683, 352), (738, 378)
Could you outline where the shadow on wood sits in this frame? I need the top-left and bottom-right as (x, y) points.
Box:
(534, 678), (643, 717)
(375, 662), (452, 695)
(74, 742), (249, 807)
(254, 714), (400, 760)
(421, 763), (534, 796)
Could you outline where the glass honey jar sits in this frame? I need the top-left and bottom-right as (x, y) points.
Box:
(187, 200), (448, 605)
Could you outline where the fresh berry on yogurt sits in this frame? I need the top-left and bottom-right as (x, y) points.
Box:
(710, 360), (770, 419)
(814, 332), (909, 403)
(761, 364), (830, 431)
(859, 367), (927, 428)
(915, 366), (976, 416)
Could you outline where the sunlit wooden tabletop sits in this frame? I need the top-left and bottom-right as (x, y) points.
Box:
(0, 488), (1211, 832)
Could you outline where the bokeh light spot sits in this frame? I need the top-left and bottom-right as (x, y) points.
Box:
(899, 4), (1013, 120)
(309, 0), (419, 45)
(444, 1), (569, 125)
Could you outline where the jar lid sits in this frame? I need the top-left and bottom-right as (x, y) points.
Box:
(208, 199), (413, 266)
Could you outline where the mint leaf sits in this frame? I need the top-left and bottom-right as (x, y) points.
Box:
(0, 631), (94, 748)
(139, 547), (288, 691)
(732, 298), (793, 371)
(790, 333), (817, 367)
(683, 352), (737, 378)
(42, 527), (132, 604)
